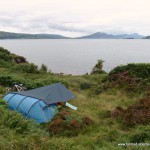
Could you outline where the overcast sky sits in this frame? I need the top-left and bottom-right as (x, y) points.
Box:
(0, 0), (150, 37)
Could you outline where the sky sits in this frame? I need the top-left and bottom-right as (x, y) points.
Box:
(0, 0), (150, 37)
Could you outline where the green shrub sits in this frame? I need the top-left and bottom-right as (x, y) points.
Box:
(80, 81), (91, 90)
(0, 47), (11, 62)
(28, 63), (38, 73)
(107, 63), (150, 92)
(109, 63), (150, 79)
(0, 75), (13, 86)
(0, 75), (30, 88)
(12, 63), (39, 74)
(0, 99), (7, 108)
(0, 60), (11, 68)
(10, 53), (27, 63)
(91, 59), (106, 74)
(40, 64), (48, 73)
(0, 47), (10, 55)
(130, 126), (150, 143)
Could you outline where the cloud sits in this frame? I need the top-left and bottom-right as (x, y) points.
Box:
(0, 0), (150, 36)
(0, 12), (90, 36)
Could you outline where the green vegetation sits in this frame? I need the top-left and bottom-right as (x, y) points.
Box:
(0, 47), (150, 149)
(109, 63), (150, 79)
(91, 59), (106, 74)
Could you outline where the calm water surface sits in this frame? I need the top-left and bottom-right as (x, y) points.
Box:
(0, 39), (150, 75)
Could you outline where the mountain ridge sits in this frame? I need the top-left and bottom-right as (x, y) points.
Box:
(78, 32), (144, 39)
(0, 31), (146, 39)
(0, 31), (69, 39)
(144, 36), (150, 39)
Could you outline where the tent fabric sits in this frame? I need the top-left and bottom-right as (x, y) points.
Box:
(15, 82), (75, 105)
(3, 93), (58, 123)
(2, 83), (75, 123)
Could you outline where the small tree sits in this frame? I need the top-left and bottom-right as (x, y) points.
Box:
(91, 59), (105, 74)
(40, 64), (48, 73)
(28, 63), (38, 73)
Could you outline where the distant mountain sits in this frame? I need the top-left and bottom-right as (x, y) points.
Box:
(144, 36), (150, 39)
(115, 33), (144, 39)
(78, 32), (144, 39)
(78, 32), (115, 39)
(0, 31), (146, 39)
(0, 31), (69, 39)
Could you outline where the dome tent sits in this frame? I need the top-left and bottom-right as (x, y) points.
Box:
(3, 83), (75, 123)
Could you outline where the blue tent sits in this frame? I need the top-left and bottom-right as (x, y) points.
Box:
(2, 83), (75, 123)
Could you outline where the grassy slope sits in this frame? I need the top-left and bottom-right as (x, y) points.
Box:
(0, 48), (149, 149)
(1, 69), (148, 150)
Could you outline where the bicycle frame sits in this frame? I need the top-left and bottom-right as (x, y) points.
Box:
(14, 84), (24, 92)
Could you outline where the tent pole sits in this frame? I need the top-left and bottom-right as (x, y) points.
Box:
(26, 100), (40, 118)
(15, 96), (28, 110)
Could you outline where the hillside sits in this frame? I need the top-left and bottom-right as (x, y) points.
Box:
(115, 33), (144, 39)
(79, 32), (144, 39)
(0, 47), (150, 149)
(79, 32), (116, 39)
(0, 31), (69, 39)
(144, 36), (150, 39)
(0, 31), (145, 39)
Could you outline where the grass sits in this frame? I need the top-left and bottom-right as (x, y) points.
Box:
(0, 73), (147, 149)
(0, 47), (150, 149)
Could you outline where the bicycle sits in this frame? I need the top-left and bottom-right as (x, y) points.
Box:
(5, 82), (27, 94)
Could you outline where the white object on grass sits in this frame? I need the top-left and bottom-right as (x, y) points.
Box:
(66, 102), (77, 110)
